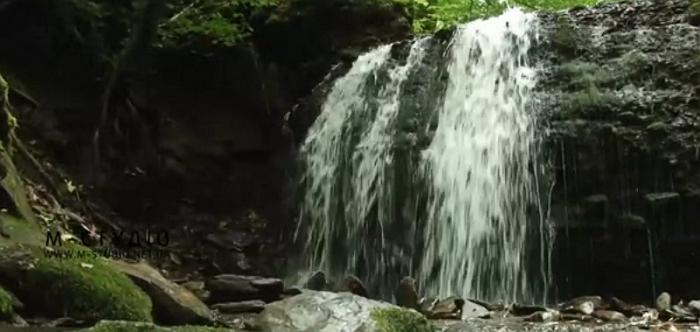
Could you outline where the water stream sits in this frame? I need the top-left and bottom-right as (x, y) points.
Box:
(296, 8), (554, 304)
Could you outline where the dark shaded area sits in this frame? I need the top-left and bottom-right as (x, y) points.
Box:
(537, 0), (700, 305)
(0, 0), (413, 280)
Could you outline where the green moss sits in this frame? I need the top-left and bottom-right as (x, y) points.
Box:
(0, 243), (153, 322)
(0, 213), (46, 248)
(619, 50), (647, 70)
(553, 14), (577, 52)
(371, 307), (436, 332)
(557, 61), (621, 90)
(689, 0), (700, 14)
(0, 286), (15, 319)
(562, 85), (621, 114)
(79, 320), (234, 332)
(0, 148), (37, 225)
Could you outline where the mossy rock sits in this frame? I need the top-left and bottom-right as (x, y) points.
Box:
(77, 320), (238, 332)
(371, 307), (437, 332)
(0, 212), (46, 247)
(0, 242), (153, 322)
(0, 285), (15, 319)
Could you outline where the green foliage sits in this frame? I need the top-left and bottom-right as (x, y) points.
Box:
(156, 0), (613, 47)
(399, 0), (612, 34)
(689, 0), (700, 13)
(371, 307), (436, 332)
(157, 0), (283, 48)
(44, 0), (618, 52)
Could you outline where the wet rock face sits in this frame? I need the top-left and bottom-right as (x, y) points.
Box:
(536, 0), (700, 303)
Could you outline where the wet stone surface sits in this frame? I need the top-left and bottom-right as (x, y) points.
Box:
(535, 0), (700, 303)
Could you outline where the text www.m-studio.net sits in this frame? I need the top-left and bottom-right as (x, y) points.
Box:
(43, 247), (168, 260)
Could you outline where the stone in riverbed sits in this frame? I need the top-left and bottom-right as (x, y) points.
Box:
(205, 274), (283, 304)
(558, 296), (607, 312)
(523, 310), (560, 322)
(592, 310), (627, 322)
(211, 300), (266, 314)
(561, 300), (595, 315)
(181, 281), (211, 302)
(669, 304), (697, 322)
(112, 260), (216, 326)
(560, 313), (596, 322)
(395, 276), (421, 311)
(460, 299), (490, 319)
(656, 292), (672, 312)
(688, 300), (700, 316)
(629, 305), (656, 317)
(257, 290), (435, 332)
(645, 193), (681, 209)
(303, 271), (328, 291)
(610, 297), (632, 314)
(510, 304), (549, 316)
(419, 296), (439, 314)
(337, 275), (369, 298)
(422, 296), (464, 320)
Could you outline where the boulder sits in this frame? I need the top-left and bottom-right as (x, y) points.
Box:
(257, 290), (435, 332)
(592, 310), (626, 322)
(112, 260), (216, 326)
(422, 297), (464, 320)
(688, 300), (700, 316)
(0, 243), (152, 322)
(211, 300), (266, 314)
(205, 274), (283, 304)
(655, 292), (672, 312)
(460, 300), (490, 319)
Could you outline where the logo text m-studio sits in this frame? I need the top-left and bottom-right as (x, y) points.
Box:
(45, 229), (169, 247)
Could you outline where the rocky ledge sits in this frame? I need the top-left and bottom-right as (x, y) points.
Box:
(1, 254), (699, 332)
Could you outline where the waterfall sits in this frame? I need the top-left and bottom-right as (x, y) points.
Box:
(296, 8), (553, 304)
(418, 9), (551, 304)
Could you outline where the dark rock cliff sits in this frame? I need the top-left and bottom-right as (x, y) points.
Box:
(538, 0), (700, 304)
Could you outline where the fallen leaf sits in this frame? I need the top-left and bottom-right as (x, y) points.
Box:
(80, 263), (93, 269)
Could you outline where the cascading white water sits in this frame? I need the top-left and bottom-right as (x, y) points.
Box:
(418, 8), (549, 304)
(297, 39), (430, 296)
(297, 8), (552, 304)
